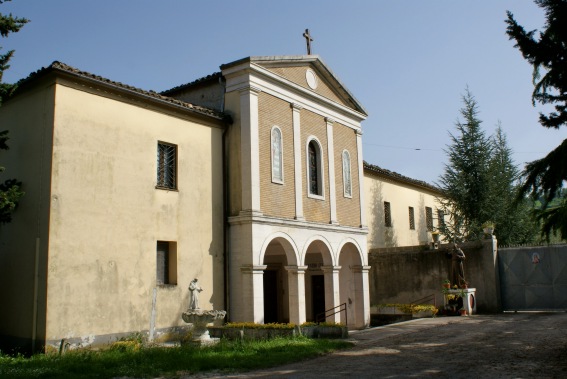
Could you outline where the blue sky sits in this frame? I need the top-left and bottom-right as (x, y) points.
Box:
(2, 0), (564, 184)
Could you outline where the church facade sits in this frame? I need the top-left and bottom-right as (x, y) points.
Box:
(0, 55), (439, 352)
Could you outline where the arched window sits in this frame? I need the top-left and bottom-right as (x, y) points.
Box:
(271, 126), (283, 183)
(307, 139), (324, 198)
(342, 150), (352, 197)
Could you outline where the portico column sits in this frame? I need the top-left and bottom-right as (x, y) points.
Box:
(355, 129), (366, 227)
(326, 118), (338, 224)
(352, 265), (371, 328)
(322, 265), (342, 323)
(285, 265), (308, 325)
(291, 103), (304, 220)
(239, 86), (262, 216)
(240, 265), (267, 323)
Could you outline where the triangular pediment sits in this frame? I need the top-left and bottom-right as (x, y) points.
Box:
(223, 56), (367, 116)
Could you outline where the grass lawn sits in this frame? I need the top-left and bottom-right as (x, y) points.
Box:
(0, 336), (352, 378)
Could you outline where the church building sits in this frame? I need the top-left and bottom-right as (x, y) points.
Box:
(0, 55), (378, 352)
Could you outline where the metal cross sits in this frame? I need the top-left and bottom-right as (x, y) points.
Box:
(303, 29), (313, 55)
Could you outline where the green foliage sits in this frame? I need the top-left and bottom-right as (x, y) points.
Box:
(0, 337), (351, 378)
(0, 0), (28, 104)
(0, 130), (23, 224)
(223, 322), (296, 330)
(437, 88), (493, 241)
(437, 90), (540, 244)
(376, 303), (438, 315)
(507, 0), (567, 240)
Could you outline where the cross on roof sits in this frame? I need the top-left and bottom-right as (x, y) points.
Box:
(303, 29), (313, 55)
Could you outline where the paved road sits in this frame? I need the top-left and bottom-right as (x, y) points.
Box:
(199, 312), (567, 379)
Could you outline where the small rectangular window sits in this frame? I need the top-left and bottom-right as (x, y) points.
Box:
(409, 207), (415, 230)
(426, 207), (433, 231)
(157, 142), (177, 190)
(384, 201), (392, 227)
(156, 241), (177, 285)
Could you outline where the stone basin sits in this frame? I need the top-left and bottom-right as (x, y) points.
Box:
(181, 309), (226, 345)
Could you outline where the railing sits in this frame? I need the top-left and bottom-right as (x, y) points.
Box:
(410, 293), (436, 308)
(316, 302), (347, 325)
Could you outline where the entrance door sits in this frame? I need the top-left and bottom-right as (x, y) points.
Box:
(263, 270), (279, 323)
(311, 275), (325, 321)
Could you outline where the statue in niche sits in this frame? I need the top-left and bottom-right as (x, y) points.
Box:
(188, 278), (203, 309)
(450, 243), (466, 288)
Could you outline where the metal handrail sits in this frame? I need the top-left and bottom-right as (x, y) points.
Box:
(410, 293), (436, 308)
(316, 302), (347, 326)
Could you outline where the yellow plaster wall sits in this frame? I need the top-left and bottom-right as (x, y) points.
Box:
(0, 84), (55, 348)
(45, 84), (225, 341)
(364, 172), (441, 249)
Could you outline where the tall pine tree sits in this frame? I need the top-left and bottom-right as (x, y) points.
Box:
(0, 0), (27, 223)
(437, 89), (493, 241)
(506, 0), (567, 240)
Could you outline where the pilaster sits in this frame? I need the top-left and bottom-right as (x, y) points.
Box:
(239, 86), (262, 216)
(355, 129), (366, 227)
(322, 265), (342, 323)
(325, 118), (338, 224)
(285, 265), (308, 325)
(291, 103), (304, 220)
(352, 265), (371, 327)
(240, 265), (267, 323)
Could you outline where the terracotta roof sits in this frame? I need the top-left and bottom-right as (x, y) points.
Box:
(161, 72), (222, 96)
(15, 61), (228, 121)
(363, 161), (442, 193)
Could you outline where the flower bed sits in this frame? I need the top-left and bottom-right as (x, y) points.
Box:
(209, 322), (348, 340)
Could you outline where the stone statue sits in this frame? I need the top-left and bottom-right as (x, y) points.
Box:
(450, 243), (466, 287)
(188, 278), (203, 309)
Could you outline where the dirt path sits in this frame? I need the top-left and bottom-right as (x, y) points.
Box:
(196, 313), (567, 378)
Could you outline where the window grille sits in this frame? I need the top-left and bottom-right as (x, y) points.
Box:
(409, 207), (415, 230)
(342, 150), (352, 197)
(308, 141), (320, 195)
(156, 241), (170, 285)
(384, 201), (392, 227)
(437, 209), (445, 228)
(426, 207), (433, 231)
(157, 142), (177, 189)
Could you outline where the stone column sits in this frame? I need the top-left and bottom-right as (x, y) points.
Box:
(352, 265), (371, 328)
(240, 265), (267, 323)
(322, 265), (342, 323)
(239, 86), (262, 216)
(285, 265), (308, 325)
(291, 103), (304, 220)
(355, 129), (366, 227)
(326, 118), (338, 224)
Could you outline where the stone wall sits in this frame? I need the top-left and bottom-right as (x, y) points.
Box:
(368, 237), (501, 313)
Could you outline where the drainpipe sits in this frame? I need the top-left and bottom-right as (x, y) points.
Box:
(220, 76), (232, 321)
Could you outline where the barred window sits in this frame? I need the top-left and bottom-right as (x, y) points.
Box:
(157, 142), (177, 190)
(437, 209), (445, 229)
(409, 207), (415, 230)
(426, 206), (433, 231)
(307, 139), (323, 197)
(384, 201), (392, 227)
(156, 241), (177, 285)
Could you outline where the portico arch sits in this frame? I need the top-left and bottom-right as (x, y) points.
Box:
(338, 241), (370, 328)
(303, 238), (339, 323)
(261, 234), (300, 323)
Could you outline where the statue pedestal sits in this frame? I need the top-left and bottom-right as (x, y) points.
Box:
(443, 288), (477, 315)
(182, 309), (226, 346)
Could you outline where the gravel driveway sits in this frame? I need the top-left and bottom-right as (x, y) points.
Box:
(193, 312), (567, 379)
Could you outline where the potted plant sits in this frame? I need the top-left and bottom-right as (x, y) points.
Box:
(482, 221), (495, 236)
(442, 279), (451, 289)
(431, 230), (441, 243)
